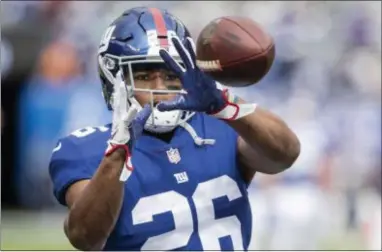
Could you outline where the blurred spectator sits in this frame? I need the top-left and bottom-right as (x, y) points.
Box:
(1, 38), (14, 80)
(16, 40), (110, 208)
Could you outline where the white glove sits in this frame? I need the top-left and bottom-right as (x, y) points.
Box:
(103, 70), (156, 183)
(103, 70), (138, 182)
(109, 71), (137, 146)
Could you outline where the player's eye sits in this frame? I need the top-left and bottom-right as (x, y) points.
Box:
(165, 74), (179, 81)
(134, 74), (150, 81)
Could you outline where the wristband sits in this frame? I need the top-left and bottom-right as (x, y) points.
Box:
(105, 141), (133, 182)
(210, 89), (257, 120)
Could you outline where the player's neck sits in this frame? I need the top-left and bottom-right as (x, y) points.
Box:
(143, 130), (176, 144)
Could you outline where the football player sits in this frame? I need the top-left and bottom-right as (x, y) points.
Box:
(48, 7), (300, 251)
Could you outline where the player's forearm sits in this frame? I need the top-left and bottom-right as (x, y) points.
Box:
(65, 149), (126, 250)
(227, 106), (300, 173)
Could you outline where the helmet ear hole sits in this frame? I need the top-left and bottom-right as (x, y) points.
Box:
(104, 57), (116, 70)
(103, 57), (119, 78)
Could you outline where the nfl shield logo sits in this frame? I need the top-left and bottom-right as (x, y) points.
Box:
(166, 148), (181, 164)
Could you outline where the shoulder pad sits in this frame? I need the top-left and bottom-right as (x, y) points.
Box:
(51, 124), (111, 161)
(49, 124), (111, 205)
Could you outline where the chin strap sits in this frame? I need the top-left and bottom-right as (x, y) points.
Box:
(179, 121), (216, 146)
(209, 89), (257, 121)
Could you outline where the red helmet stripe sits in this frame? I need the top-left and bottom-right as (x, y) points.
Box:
(149, 8), (169, 48)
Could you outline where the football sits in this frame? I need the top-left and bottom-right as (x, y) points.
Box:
(196, 16), (275, 87)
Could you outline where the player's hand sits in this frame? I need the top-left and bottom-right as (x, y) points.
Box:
(105, 70), (151, 181)
(157, 37), (227, 115)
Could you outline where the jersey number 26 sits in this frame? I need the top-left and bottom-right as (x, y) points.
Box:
(132, 175), (245, 250)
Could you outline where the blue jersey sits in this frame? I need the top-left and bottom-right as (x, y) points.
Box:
(49, 113), (252, 251)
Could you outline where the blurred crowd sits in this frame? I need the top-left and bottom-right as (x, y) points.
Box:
(1, 1), (381, 250)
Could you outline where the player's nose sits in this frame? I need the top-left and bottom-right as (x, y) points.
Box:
(151, 74), (175, 104)
(153, 77), (167, 90)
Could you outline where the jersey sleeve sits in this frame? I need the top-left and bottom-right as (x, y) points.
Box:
(48, 136), (95, 206)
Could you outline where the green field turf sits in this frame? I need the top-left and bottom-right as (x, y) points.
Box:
(1, 210), (367, 250)
(1, 210), (75, 250)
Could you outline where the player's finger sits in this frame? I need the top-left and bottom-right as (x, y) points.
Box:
(159, 48), (185, 76)
(118, 79), (130, 117)
(123, 103), (138, 125)
(112, 80), (122, 120)
(156, 95), (188, 111)
(116, 68), (126, 84)
(171, 37), (194, 70)
(184, 37), (197, 63)
(134, 104), (152, 126)
(129, 104), (152, 145)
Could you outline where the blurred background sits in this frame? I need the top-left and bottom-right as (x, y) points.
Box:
(1, 1), (381, 250)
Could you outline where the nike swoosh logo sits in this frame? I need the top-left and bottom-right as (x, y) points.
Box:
(53, 142), (62, 153)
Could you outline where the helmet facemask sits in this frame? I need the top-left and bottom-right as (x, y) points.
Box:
(100, 53), (195, 133)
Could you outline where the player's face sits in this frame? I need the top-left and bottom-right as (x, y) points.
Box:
(125, 64), (182, 106)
